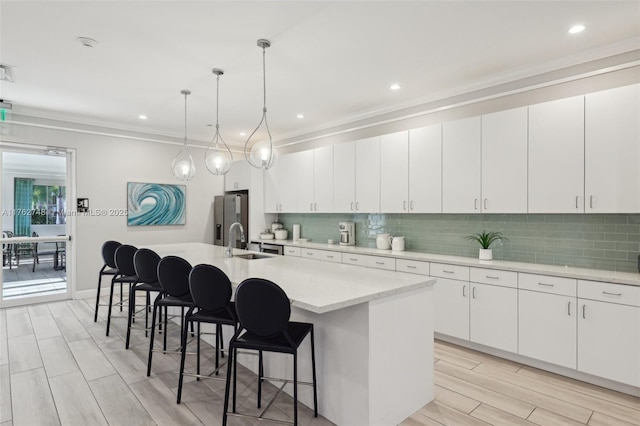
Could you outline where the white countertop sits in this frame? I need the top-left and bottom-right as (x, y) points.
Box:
(144, 243), (435, 314)
(255, 239), (640, 287)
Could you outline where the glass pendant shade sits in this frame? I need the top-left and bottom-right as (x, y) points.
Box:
(172, 90), (196, 181)
(244, 39), (277, 170)
(205, 68), (233, 176)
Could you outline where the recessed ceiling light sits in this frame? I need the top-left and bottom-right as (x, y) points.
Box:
(296, 114), (304, 119)
(568, 24), (585, 34)
(138, 115), (147, 120)
(390, 83), (401, 91)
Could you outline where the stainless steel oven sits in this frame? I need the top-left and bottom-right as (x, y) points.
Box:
(259, 242), (284, 255)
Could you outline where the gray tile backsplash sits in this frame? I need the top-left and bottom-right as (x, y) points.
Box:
(278, 213), (640, 273)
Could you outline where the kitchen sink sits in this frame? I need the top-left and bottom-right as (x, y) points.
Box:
(233, 253), (273, 260)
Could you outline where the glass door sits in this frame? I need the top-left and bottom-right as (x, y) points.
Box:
(0, 145), (74, 307)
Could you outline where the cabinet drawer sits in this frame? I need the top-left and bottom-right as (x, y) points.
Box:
(396, 259), (430, 276)
(470, 268), (517, 288)
(284, 246), (301, 257)
(341, 253), (396, 270)
(430, 263), (469, 281)
(578, 280), (640, 307)
(301, 248), (341, 263)
(519, 273), (576, 297)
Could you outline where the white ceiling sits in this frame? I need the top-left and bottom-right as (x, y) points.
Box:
(1, 1), (638, 148)
(2, 151), (66, 176)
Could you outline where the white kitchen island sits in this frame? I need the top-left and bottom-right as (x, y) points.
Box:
(146, 243), (436, 426)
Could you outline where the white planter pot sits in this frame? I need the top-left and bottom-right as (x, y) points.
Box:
(479, 248), (493, 261)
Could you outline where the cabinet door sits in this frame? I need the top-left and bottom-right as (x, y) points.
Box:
(296, 150), (314, 213)
(313, 145), (334, 212)
(442, 117), (481, 213)
(585, 84), (640, 213)
(355, 136), (381, 213)
(434, 277), (469, 340)
(276, 153), (298, 213)
(481, 107), (528, 213)
(380, 131), (409, 213)
(333, 141), (356, 213)
(578, 299), (640, 387)
(519, 290), (576, 369)
(263, 167), (279, 213)
(529, 96), (584, 213)
(409, 125), (442, 213)
(224, 159), (251, 192)
(470, 283), (518, 353)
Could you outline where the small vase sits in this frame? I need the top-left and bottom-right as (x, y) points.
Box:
(479, 248), (493, 261)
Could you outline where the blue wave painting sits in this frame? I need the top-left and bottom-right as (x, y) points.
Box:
(127, 182), (186, 226)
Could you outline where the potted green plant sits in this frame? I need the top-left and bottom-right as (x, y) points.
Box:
(465, 230), (506, 261)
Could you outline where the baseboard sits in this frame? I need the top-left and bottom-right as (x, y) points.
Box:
(73, 289), (96, 300)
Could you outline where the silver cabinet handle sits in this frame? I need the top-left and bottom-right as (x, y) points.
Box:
(410, 200), (414, 210)
(486, 275), (499, 280)
(306, 252), (314, 256)
(407, 265), (417, 269)
(403, 201), (407, 211)
(310, 203), (313, 211)
(484, 199), (487, 210)
(314, 203), (318, 211)
(350, 202), (354, 211)
(355, 201), (359, 210)
(349, 258), (358, 262)
(582, 304), (586, 319)
(463, 285), (467, 297)
(375, 261), (385, 265)
(590, 195), (593, 209)
(538, 282), (554, 287)
(602, 291), (622, 297)
(568, 301), (571, 316)
(575, 196), (579, 209)
(443, 270), (455, 274)
(326, 255), (334, 259)
(474, 199), (478, 210)
(472, 287), (477, 299)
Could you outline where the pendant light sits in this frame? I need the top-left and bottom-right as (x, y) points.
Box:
(205, 68), (233, 175)
(172, 89), (196, 181)
(244, 39), (277, 170)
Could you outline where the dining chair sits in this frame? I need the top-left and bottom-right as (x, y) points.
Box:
(106, 244), (138, 336)
(95, 241), (122, 322)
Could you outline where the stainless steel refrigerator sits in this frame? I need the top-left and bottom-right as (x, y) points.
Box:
(214, 191), (248, 249)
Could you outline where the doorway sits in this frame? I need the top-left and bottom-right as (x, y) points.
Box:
(0, 146), (74, 307)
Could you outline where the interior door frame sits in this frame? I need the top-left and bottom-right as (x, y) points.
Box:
(0, 142), (76, 308)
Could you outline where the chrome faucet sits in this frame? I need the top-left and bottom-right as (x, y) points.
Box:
(225, 222), (245, 258)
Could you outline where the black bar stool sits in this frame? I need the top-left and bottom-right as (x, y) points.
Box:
(177, 264), (238, 403)
(147, 255), (194, 377)
(95, 240), (121, 322)
(222, 278), (318, 426)
(106, 244), (138, 336)
(126, 248), (163, 349)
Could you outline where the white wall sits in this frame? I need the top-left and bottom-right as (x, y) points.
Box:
(1, 123), (225, 294)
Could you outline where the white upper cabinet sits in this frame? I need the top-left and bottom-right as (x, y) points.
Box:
(442, 117), (482, 213)
(313, 145), (334, 213)
(409, 125), (442, 213)
(333, 141), (356, 213)
(585, 84), (640, 213)
(528, 96), (585, 213)
(297, 150), (315, 213)
(264, 153), (297, 213)
(380, 131), (409, 213)
(224, 158), (251, 192)
(355, 136), (381, 213)
(481, 107), (528, 213)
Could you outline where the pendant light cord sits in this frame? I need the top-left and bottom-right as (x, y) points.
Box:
(262, 45), (267, 112)
(216, 73), (220, 131)
(183, 91), (188, 146)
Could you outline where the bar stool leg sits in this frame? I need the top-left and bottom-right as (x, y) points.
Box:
(177, 314), (190, 404)
(147, 295), (161, 376)
(94, 272), (103, 322)
(257, 350), (263, 408)
(311, 327), (318, 417)
(196, 322), (201, 380)
(105, 276), (117, 336)
(293, 352), (298, 426)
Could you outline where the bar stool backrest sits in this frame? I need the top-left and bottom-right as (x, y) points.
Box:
(133, 249), (161, 284)
(189, 264), (232, 312)
(157, 256), (192, 297)
(235, 278), (290, 338)
(102, 240), (122, 269)
(114, 245), (138, 277)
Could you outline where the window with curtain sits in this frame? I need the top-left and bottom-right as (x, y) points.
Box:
(14, 178), (34, 236)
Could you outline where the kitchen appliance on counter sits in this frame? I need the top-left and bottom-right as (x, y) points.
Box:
(339, 221), (355, 246)
(214, 192), (248, 249)
(259, 241), (284, 255)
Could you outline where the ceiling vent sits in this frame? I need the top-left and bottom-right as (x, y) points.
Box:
(0, 65), (14, 83)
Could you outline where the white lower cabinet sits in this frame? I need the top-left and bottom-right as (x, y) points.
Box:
(519, 290), (577, 369)
(434, 277), (469, 340)
(469, 283), (518, 353)
(577, 280), (640, 387)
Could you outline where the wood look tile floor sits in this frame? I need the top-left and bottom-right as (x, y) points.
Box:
(1, 297), (639, 426)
